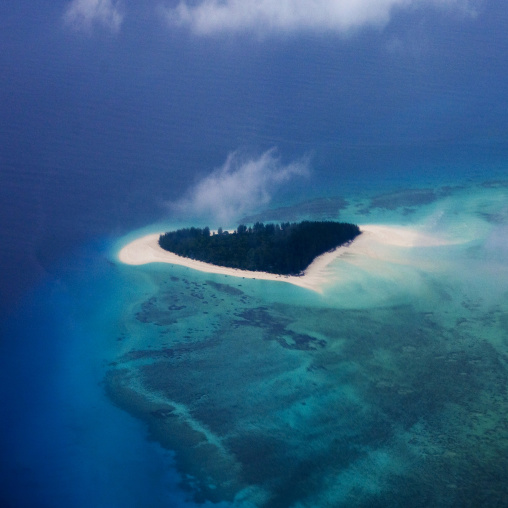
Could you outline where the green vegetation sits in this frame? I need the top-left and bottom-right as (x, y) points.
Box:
(159, 221), (361, 275)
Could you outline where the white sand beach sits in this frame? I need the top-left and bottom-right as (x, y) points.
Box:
(117, 225), (452, 292)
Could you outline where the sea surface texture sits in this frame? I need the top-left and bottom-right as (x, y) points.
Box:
(1, 1), (508, 507)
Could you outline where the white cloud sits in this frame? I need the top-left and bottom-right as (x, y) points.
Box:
(64, 0), (123, 33)
(170, 149), (309, 225)
(163, 0), (477, 36)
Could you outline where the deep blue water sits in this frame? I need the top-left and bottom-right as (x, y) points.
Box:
(1, 1), (508, 506)
(0, 242), (206, 508)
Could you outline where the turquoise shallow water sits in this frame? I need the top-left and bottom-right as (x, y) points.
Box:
(103, 178), (508, 506)
(2, 174), (508, 507)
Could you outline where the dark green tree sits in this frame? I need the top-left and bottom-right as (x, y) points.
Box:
(159, 221), (361, 275)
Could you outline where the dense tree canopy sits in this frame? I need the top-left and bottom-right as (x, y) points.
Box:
(159, 221), (361, 275)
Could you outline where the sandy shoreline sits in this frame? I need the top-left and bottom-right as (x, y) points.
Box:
(117, 225), (449, 292)
(117, 232), (331, 291)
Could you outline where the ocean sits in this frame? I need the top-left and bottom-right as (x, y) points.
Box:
(1, 1), (508, 506)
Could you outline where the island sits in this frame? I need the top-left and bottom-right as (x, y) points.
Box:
(118, 223), (451, 292)
(158, 221), (361, 276)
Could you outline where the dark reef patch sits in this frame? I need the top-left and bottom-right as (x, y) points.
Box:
(205, 280), (245, 296)
(236, 307), (326, 350)
(369, 188), (437, 210)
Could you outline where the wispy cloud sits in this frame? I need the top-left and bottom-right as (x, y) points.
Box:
(170, 149), (310, 225)
(63, 0), (123, 33)
(162, 0), (478, 36)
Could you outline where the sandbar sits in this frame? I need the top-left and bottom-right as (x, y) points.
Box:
(117, 225), (450, 292)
